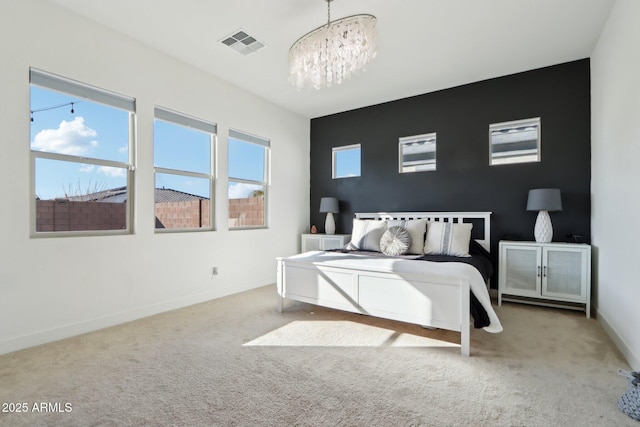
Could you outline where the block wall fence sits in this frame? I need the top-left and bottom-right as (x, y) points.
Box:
(35, 196), (264, 231)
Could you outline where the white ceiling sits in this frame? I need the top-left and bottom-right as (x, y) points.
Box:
(48, 0), (615, 119)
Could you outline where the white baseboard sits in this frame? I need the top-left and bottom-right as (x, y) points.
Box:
(0, 285), (256, 356)
(597, 308), (640, 371)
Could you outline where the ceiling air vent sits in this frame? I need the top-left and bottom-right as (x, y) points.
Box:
(220, 30), (266, 56)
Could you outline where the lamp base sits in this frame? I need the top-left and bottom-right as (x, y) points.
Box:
(534, 210), (553, 243)
(325, 212), (336, 235)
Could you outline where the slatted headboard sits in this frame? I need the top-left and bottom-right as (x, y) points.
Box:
(354, 211), (492, 252)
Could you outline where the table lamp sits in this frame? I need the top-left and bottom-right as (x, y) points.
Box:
(526, 188), (562, 243)
(319, 197), (339, 235)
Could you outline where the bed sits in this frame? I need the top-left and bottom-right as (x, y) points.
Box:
(276, 212), (503, 356)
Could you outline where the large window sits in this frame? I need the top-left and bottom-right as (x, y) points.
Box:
(228, 130), (269, 229)
(30, 69), (135, 235)
(154, 108), (216, 231)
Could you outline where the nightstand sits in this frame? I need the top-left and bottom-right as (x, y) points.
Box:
(498, 241), (591, 318)
(301, 234), (350, 252)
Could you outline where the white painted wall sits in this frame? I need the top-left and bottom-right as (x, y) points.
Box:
(591, 0), (640, 370)
(0, 2), (309, 354)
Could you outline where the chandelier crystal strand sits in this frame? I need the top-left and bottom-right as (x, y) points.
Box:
(289, 1), (377, 91)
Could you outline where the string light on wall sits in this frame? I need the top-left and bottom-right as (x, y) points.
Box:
(289, 0), (377, 90)
(30, 101), (79, 122)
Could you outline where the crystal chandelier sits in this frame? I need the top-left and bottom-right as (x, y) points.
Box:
(289, 0), (377, 90)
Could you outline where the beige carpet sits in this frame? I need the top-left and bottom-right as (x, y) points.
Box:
(0, 284), (635, 427)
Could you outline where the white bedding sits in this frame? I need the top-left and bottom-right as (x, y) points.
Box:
(284, 250), (503, 333)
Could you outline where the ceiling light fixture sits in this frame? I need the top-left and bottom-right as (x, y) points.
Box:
(289, 0), (377, 90)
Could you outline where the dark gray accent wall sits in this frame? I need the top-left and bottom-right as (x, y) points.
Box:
(310, 59), (591, 282)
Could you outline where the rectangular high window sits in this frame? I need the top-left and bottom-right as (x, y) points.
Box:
(30, 68), (135, 235)
(490, 117), (541, 165)
(332, 144), (361, 178)
(154, 107), (216, 231)
(399, 133), (437, 173)
(228, 129), (269, 229)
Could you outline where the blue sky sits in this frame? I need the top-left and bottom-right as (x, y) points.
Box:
(30, 86), (263, 200)
(334, 146), (361, 178)
(227, 138), (265, 198)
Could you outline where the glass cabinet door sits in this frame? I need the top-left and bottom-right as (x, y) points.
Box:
(501, 245), (542, 297)
(542, 247), (587, 301)
(322, 236), (346, 250)
(301, 235), (321, 252)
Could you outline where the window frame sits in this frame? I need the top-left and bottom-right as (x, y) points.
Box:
(398, 132), (437, 173)
(153, 107), (217, 233)
(227, 129), (270, 230)
(332, 143), (361, 179)
(29, 68), (136, 237)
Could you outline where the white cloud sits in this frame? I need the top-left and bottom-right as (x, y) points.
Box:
(79, 164), (124, 178)
(97, 166), (126, 178)
(31, 116), (98, 156)
(228, 182), (261, 199)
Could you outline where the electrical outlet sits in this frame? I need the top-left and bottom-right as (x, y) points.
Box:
(211, 267), (218, 277)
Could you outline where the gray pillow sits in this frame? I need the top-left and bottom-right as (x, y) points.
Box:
(380, 226), (411, 256)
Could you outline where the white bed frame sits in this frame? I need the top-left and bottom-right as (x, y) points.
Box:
(276, 212), (492, 356)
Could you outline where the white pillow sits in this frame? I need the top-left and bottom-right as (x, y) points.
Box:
(423, 222), (473, 257)
(380, 226), (411, 256)
(386, 218), (427, 254)
(347, 219), (387, 252)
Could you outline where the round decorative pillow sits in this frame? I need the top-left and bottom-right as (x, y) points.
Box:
(380, 226), (411, 256)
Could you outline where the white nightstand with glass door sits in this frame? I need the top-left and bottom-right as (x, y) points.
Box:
(498, 241), (591, 318)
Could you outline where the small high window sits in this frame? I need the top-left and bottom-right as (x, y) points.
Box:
(399, 133), (437, 173)
(490, 117), (541, 165)
(332, 144), (361, 179)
